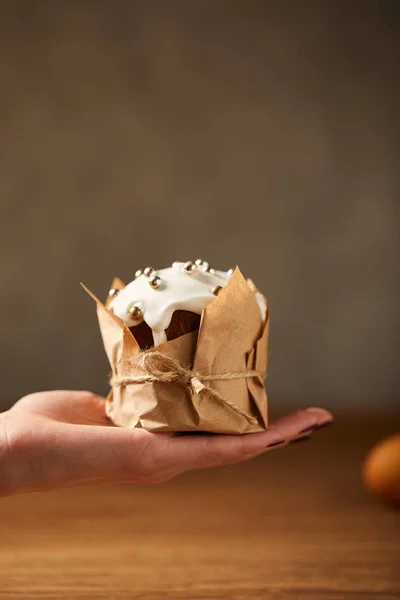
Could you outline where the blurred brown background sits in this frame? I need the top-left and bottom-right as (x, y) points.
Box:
(0, 0), (398, 411)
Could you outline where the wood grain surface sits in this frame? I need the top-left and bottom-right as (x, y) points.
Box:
(1, 416), (399, 599)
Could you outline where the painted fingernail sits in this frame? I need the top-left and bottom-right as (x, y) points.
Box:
(267, 439), (285, 448)
(300, 420), (334, 434)
(290, 434), (312, 444)
(299, 424), (318, 434)
(315, 419), (335, 430)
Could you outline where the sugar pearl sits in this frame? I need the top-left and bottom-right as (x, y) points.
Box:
(204, 265), (215, 274)
(183, 261), (197, 274)
(128, 304), (142, 319)
(211, 285), (223, 296)
(149, 276), (162, 289)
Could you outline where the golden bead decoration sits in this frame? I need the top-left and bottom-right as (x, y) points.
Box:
(108, 288), (120, 298)
(203, 264), (215, 274)
(183, 261), (197, 274)
(195, 259), (205, 266)
(144, 266), (156, 277)
(135, 269), (143, 278)
(128, 304), (142, 320)
(149, 275), (162, 289)
(227, 268), (234, 275)
(200, 261), (210, 270)
(211, 285), (223, 296)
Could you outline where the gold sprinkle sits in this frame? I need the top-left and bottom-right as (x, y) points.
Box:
(144, 267), (156, 277)
(183, 261), (197, 274)
(108, 288), (120, 297)
(128, 304), (142, 320)
(204, 265), (215, 274)
(135, 269), (143, 278)
(149, 276), (162, 289)
(211, 285), (223, 296)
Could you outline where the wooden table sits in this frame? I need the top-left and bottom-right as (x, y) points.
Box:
(1, 416), (399, 599)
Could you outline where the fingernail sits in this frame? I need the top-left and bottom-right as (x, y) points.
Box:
(290, 434), (312, 444)
(300, 420), (334, 434)
(315, 419), (335, 430)
(299, 424), (318, 434)
(267, 439), (285, 448)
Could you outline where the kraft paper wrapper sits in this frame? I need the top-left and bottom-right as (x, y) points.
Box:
(84, 268), (269, 434)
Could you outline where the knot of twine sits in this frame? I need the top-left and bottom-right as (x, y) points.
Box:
(110, 351), (263, 425)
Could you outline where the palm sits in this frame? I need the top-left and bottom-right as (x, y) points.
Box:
(0, 391), (332, 495)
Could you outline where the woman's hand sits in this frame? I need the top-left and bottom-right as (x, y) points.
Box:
(0, 390), (333, 496)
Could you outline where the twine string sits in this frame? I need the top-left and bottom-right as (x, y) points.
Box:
(110, 351), (262, 425)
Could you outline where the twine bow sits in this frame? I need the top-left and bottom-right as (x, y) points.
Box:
(110, 351), (262, 425)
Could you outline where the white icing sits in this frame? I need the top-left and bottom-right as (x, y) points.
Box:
(152, 329), (168, 346)
(109, 261), (266, 345)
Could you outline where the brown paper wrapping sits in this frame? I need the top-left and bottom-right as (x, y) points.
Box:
(84, 268), (269, 434)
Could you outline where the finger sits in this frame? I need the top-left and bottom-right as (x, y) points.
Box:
(67, 406), (332, 480)
(267, 407), (333, 441)
(58, 391), (111, 426)
(164, 430), (281, 472)
(164, 407), (334, 471)
(33, 422), (279, 488)
(14, 391), (110, 426)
